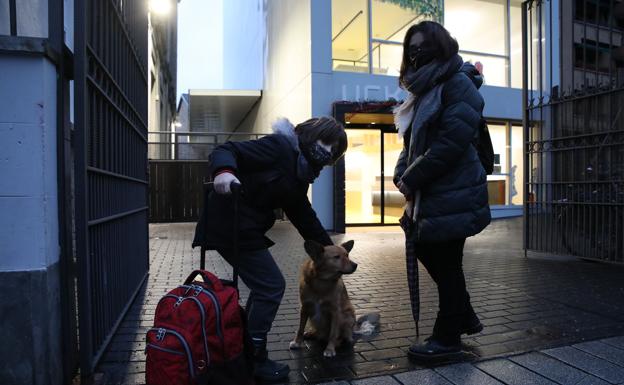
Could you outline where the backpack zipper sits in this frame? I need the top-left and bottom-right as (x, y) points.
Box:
(180, 284), (224, 341)
(148, 327), (195, 378)
(146, 343), (184, 356)
(156, 294), (211, 365)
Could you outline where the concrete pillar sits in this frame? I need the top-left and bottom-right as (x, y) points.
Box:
(0, 53), (63, 385)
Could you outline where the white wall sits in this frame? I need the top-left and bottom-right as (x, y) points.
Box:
(241, 0), (313, 134)
(0, 56), (59, 271)
(222, 0), (264, 89)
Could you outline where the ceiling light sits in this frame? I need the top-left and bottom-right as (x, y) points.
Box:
(149, 0), (171, 15)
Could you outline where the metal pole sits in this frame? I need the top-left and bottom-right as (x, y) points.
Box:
(522, 0), (529, 257)
(74, 0), (95, 376)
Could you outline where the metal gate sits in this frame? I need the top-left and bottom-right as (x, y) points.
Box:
(523, 0), (624, 262)
(74, 0), (149, 375)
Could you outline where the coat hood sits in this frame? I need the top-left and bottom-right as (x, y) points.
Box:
(460, 62), (484, 89)
(271, 117), (299, 149)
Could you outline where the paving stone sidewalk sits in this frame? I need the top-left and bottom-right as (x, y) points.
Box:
(97, 218), (624, 384)
(328, 335), (624, 385)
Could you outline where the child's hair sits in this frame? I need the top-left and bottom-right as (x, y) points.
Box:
(295, 117), (347, 163)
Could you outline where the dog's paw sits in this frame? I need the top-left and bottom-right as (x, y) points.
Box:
(323, 348), (336, 357)
(289, 340), (302, 350)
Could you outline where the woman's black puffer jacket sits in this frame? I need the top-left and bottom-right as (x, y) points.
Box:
(395, 63), (491, 242)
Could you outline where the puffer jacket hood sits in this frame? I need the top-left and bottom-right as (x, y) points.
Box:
(271, 117), (298, 149)
(460, 62), (484, 89)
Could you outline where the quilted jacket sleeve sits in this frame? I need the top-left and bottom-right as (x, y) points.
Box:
(283, 192), (333, 246)
(400, 74), (483, 191)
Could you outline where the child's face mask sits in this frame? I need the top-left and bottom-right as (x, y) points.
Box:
(305, 140), (333, 167)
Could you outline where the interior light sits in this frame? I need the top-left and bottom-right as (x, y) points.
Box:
(371, 122), (376, 125)
(149, 0), (171, 15)
(345, 121), (351, 124)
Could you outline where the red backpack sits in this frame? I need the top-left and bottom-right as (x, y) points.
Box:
(145, 270), (255, 385)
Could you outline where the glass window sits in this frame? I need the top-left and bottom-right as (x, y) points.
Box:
(0, 0), (9, 36)
(16, 0), (48, 38)
(332, 0), (369, 72)
(511, 125), (524, 205)
(487, 123), (509, 205)
(371, 0), (425, 42)
(461, 53), (508, 87)
(510, 3), (522, 88)
(372, 42), (402, 76)
(444, 0), (506, 56)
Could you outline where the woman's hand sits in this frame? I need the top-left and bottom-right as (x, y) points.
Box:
(397, 180), (412, 200)
(214, 172), (241, 194)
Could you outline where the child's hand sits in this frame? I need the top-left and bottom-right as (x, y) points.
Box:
(214, 172), (241, 194)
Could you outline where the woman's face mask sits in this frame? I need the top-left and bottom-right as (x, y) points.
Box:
(408, 44), (436, 68)
(408, 32), (436, 69)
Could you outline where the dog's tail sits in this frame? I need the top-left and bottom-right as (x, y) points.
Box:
(353, 312), (381, 337)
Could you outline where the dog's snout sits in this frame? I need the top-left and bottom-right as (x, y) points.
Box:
(350, 262), (358, 273)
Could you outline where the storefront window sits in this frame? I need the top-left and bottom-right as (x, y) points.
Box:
(461, 53), (508, 87)
(445, 0), (506, 55)
(510, 2), (523, 88)
(372, 42), (402, 76)
(332, 0), (369, 72)
(331, 0), (523, 89)
(511, 125), (524, 205)
(487, 124), (509, 205)
(371, 0), (423, 42)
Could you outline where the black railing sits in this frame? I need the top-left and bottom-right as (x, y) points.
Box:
(147, 131), (264, 160)
(523, 0), (624, 263)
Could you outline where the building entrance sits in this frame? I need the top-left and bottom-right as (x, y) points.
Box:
(333, 104), (406, 226)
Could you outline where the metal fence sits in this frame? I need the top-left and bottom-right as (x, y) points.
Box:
(148, 131), (264, 160)
(74, 0), (150, 375)
(523, 0), (624, 262)
(149, 160), (211, 222)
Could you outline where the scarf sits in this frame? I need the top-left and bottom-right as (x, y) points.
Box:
(271, 117), (322, 184)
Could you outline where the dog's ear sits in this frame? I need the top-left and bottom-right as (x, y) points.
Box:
(341, 240), (354, 253)
(304, 240), (325, 259)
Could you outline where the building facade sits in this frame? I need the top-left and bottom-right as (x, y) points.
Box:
(148, 1), (179, 160)
(224, 0), (525, 231)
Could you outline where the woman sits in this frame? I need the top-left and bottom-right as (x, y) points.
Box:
(393, 21), (491, 360)
(193, 116), (347, 381)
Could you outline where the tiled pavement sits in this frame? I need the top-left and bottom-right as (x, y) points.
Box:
(97, 218), (624, 384)
(327, 336), (624, 385)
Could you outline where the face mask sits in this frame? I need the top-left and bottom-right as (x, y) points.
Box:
(408, 44), (436, 68)
(304, 141), (333, 167)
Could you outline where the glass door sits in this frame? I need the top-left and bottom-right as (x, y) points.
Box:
(345, 127), (407, 225)
(383, 132), (406, 225)
(345, 129), (382, 224)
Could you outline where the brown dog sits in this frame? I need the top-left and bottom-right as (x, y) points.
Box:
(289, 240), (357, 357)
